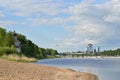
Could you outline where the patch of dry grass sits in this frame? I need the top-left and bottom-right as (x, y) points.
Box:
(1, 54), (37, 62)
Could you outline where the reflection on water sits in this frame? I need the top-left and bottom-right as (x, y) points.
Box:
(34, 58), (120, 80)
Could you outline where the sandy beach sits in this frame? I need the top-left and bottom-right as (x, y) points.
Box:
(0, 59), (98, 80)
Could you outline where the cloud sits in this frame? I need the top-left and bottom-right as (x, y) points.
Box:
(28, 17), (70, 26)
(0, 0), (120, 51)
(0, 11), (5, 18)
(0, 0), (64, 17)
(0, 20), (18, 27)
(64, 0), (94, 15)
(103, 14), (120, 22)
(53, 0), (120, 51)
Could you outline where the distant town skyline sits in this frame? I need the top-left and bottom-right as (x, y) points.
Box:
(0, 0), (120, 52)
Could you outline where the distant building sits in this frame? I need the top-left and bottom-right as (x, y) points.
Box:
(98, 46), (100, 53)
(86, 43), (93, 54)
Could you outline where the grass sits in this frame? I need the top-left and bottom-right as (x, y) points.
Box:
(1, 54), (37, 63)
(47, 55), (60, 59)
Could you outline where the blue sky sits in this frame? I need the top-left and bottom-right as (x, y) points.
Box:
(0, 0), (120, 52)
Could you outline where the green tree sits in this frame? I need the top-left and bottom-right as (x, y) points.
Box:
(0, 27), (6, 46)
(46, 49), (51, 55)
(50, 49), (58, 56)
(0, 27), (59, 59)
(4, 32), (14, 47)
(39, 48), (47, 58)
(45, 48), (58, 56)
(17, 34), (27, 44)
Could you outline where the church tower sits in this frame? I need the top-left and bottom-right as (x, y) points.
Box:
(86, 43), (93, 54)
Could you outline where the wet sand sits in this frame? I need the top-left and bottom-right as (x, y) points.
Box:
(0, 59), (98, 80)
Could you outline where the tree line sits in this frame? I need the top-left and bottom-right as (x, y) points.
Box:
(0, 27), (58, 59)
(100, 48), (120, 56)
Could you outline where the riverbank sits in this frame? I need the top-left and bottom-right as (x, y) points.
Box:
(1, 54), (37, 62)
(0, 58), (98, 80)
(62, 55), (120, 58)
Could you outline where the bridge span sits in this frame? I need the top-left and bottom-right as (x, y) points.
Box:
(59, 53), (85, 58)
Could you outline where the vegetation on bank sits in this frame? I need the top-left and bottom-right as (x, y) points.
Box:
(72, 49), (120, 57)
(1, 54), (37, 62)
(0, 27), (58, 61)
(100, 48), (120, 56)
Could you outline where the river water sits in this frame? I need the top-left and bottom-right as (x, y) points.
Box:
(34, 58), (120, 80)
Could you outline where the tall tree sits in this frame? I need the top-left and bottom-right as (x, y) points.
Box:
(4, 32), (14, 47)
(0, 27), (6, 46)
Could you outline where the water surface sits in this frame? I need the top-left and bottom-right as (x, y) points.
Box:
(34, 58), (120, 80)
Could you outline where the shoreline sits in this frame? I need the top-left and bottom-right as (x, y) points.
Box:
(65, 56), (120, 59)
(84, 56), (120, 59)
(0, 58), (98, 80)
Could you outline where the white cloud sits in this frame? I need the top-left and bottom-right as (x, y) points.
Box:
(53, 0), (120, 51)
(67, 21), (101, 35)
(64, 0), (94, 15)
(103, 14), (120, 22)
(0, 11), (5, 18)
(0, 0), (120, 51)
(0, 0), (63, 17)
(0, 20), (18, 27)
(96, 0), (120, 22)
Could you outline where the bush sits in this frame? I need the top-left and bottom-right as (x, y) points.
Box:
(0, 47), (16, 56)
(0, 50), (4, 56)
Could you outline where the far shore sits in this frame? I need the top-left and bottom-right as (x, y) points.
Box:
(64, 56), (120, 59)
(84, 56), (120, 59)
(0, 58), (98, 80)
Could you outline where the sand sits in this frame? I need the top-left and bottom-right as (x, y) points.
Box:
(0, 59), (98, 80)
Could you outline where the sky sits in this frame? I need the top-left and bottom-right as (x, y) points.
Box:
(0, 0), (120, 52)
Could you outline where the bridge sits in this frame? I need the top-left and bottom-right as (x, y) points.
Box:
(58, 53), (85, 58)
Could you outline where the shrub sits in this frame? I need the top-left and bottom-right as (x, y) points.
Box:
(0, 47), (16, 56)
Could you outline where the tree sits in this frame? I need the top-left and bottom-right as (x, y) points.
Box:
(17, 34), (27, 44)
(39, 48), (47, 58)
(45, 48), (58, 56)
(46, 49), (51, 55)
(50, 49), (58, 56)
(100, 48), (120, 56)
(0, 27), (59, 59)
(4, 32), (14, 47)
(0, 27), (6, 46)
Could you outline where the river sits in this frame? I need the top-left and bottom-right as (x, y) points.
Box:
(34, 58), (120, 80)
